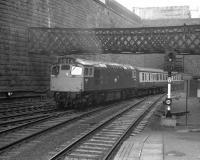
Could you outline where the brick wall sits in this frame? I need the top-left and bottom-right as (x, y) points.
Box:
(0, 0), (141, 95)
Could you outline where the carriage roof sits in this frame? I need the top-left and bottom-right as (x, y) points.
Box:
(135, 67), (164, 73)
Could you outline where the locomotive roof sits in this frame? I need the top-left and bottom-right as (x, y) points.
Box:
(76, 58), (136, 70)
(136, 67), (164, 73)
(57, 56), (163, 72)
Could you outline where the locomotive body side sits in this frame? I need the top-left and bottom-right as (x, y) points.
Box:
(82, 63), (137, 102)
(83, 64), (136, 92)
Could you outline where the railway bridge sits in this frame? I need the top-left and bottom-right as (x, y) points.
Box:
(29, 24), (200, 55)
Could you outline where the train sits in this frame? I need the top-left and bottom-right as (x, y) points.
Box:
(50, 56), (183, 109)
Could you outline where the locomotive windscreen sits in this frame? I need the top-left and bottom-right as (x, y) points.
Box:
(61, 65), (70, 70)
(51, 65), (59, 75)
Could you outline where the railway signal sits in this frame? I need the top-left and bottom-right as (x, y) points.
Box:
(6, 92), (13, 98)
(164, 51), (176, 118)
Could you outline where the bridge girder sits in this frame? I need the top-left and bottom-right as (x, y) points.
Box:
(28, 24), (200, 55)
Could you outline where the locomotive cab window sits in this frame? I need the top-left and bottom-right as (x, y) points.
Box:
(51, 65), (59, 76)
(71, 66), (83, 76)
(132, 70), (136, 79)
(84, 67), (94, 77)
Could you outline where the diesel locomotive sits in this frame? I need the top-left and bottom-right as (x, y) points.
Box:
(50, 56), (183, 109)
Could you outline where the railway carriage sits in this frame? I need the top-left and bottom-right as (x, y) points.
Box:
(50, 56), (183, 109)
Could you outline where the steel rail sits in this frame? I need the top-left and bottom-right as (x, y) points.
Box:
(0, 100), (131, 154)
(103, 94), (164, 160)
(0, 108), (57, 121)
(48, 98), (146, 160)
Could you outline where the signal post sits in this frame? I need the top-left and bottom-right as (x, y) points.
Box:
(161, 52), (176, 126)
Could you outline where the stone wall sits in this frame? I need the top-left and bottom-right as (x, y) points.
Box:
(0, 0), (141, 94)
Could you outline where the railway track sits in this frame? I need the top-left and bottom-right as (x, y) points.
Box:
(0, 108), (57, 121)
(0, 95), (163, 160)
(0, 113), (55, 135)
(48, 95), (163, 160)
(0, 99), (138, 155)
(0, 99), (57, 128)
(0, 99), (54, 111)
(0, 101), (56, 117)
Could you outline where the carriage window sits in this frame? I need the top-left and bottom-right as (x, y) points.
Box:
(165, 75), (167, 80)
(71, 66), (82, 75)
(156, 74), (159, 81)
(150, 73), (152, 81)
(152, 74), (155, 81)
(146, 73), (148, 81)
(142, 73), (145, 81)
(154, 73), (157, 81)
(144, 73), (147, 81)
